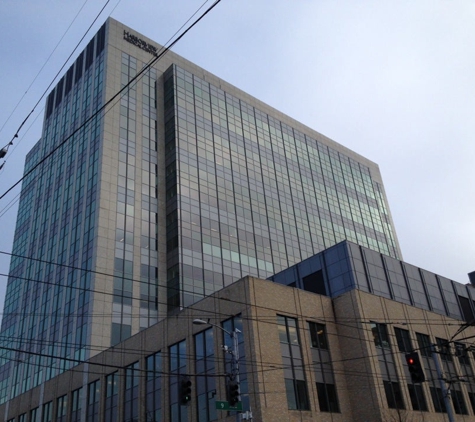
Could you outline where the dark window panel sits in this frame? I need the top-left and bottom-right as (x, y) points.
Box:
(46, 90), (55, 119)
(371, 323), (390, 349)
(65, 66), (74, 95)
(384, 381), (405, 410)
(302, 270), (326, 296)
(316, 382), (340, 412)
(85, 39), (94, 70)
(74, 52), (84, 83)
(416, 333), (432, 358)
(394, 327), (412, 353)
(309, 322), (328, 350)
(407, 383), (428, 411)
(96, 23), (106, 56)
(55, 77), (64, 107)
(459, 295), (474, 322)
(430, 387), (446, 413)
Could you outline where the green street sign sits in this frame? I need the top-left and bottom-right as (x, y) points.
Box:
(215, 400), (243, 411)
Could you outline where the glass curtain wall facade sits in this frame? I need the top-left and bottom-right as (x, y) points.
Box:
(164, 64), (399, 309)
(0, 24), (106, 404)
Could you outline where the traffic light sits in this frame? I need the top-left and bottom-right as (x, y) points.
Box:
(180, 376), (192, 405)
(406, 352), (425, 383)
(228, 380), (240, 406)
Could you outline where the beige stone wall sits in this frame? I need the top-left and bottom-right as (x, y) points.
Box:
(3, 278), (475, 421)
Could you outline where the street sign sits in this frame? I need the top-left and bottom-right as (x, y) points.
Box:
(215, 400), (243, 411)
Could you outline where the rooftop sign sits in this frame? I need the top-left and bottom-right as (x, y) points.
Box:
(123, 30), (159, 57)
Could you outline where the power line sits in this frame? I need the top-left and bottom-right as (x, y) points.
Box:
(0, 292), (474, 406)
(0, 1), (113, 165)
(0, 256), (468, 336)
(1, 291), (474, 377)
(0, 0), (90, 139)
(0, 0), (222, 202)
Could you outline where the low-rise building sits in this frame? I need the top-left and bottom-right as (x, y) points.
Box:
(3, 242), (475, 421)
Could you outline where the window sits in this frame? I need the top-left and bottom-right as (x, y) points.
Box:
(309, 322), (328, 349)
(455, 342), (470, 366)
(195, 328), (217, 422)
(71, 387), (82, 422)
(308, 322), (339, 413)
(169, 340), (188, 422)
(384, 381), (404, 410)
(458, 295), (474, 322)
(452, 389), (468, 414)
(104, 372), (119, 421)
(30, 408), (39, 422)
(373, 323), (404, 409)
(468, 391), (475, 414)
(56, 395), (68, 422)
(124, 362), (139, 422)
(416, 332), (431, 357)
(407, 384), (428, 411)
(430, 387), (446, 413)
(146, 352), (162, 422)
(277, 315), (310, 410)
(87, 380), (100, 422)
(455, 342), (475, 412)
(41, 402), (52, 422)
(302, 270), (326, 296)
(284, 379), (310, 411)
(394, 327), (412, 353)
(436, 338), (452, 362)
(371, 322), (390, 348)
(316, 382), (339, 412)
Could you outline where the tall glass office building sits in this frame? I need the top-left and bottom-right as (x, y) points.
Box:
(0, 18), (401, 402)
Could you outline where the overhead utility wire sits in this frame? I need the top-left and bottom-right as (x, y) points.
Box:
(0, 0), (112, 166)
(0, 289), (473, 386)
(0, 251), (471, 338)
(0, 193), (21, 219)
(0, 108), (43, 174)
(1, 293), (473, 381)
(0, 0), (90, 138)
(0, 265), (468, 336)
(0, 0), (222, 201)
(0, 309), (467, 365)
(0, 324), (462, 387)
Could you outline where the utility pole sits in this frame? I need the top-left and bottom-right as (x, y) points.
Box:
(193, 319), (243, 421)
(231, 328), (241, 422)
(431, 344), (455, 422)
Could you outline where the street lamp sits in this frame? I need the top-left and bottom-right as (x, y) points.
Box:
(193, 319), (241, 406)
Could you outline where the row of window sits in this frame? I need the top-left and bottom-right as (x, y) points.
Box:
(6, 315), (340, 421)
(372, 323), (475, 415)
(6, 316), (243, 422)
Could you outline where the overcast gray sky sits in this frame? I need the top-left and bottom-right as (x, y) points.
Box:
(0, 0), (474, 316)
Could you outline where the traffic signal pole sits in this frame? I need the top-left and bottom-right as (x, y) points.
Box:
(193, 319), (243, 420)
(229, 328), (241, 422)
(431, 344), (455, 422)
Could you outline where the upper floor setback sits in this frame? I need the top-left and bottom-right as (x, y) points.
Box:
(270, 240), (475, 322)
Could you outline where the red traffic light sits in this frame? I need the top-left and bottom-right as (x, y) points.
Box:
(405, 352), (425, 383)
